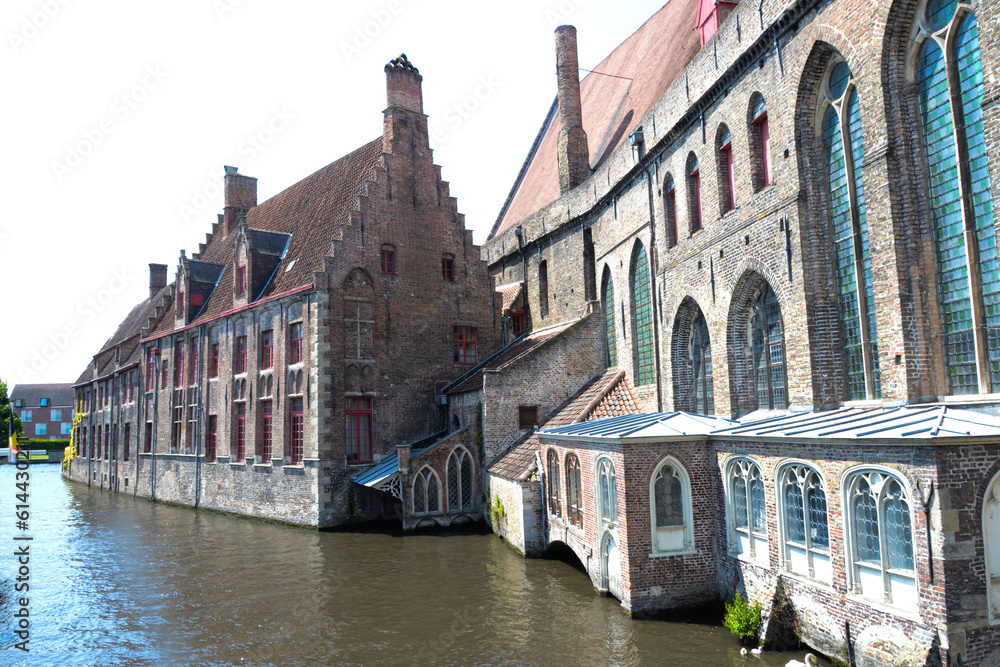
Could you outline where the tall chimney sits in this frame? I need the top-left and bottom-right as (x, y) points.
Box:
(149, 264), (167, 299)
(555, 25), (590, 194)
(383, 54), (424, 153)
(223, 165), (257, 235)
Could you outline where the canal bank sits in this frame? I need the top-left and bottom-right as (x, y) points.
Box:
(3, 464), (827, 666)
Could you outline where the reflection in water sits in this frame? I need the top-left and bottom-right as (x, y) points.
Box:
(1, 467), (828, 666)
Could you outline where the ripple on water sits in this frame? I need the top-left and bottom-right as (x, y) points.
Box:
(1, 467), (829, 666)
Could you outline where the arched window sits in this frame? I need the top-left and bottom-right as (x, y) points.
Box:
(750, 95), (772, 188)
(664, 174), (679, 247)
(447, 447), (475, 512)
(546, 448), (561, 517)
(687, 153), (703, 233)
(778, 463), (831, 582)
(984, 472), (1000, 622)
(914, 0), (1000, 395)
(603, 268), (618, 367)
(821, 61), (881, 401)
(717, 125), (736, 214)
(538, 260), (549, 318)
(844, 469), (916, 607)
(672, 301), (714, 414)
(631, 243), (655, 386)
(412, 467), (441, 516)
(651, 457), (693, 554)
(583, 228), (596, 301)
(728, 458), (767, 561)
(750, 282), (786, 410)
(597, 457), (618, 527)
(565, 453), (583, 528)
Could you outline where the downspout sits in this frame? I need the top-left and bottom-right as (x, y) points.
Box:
(86, 381), (94, 487)
(134, 372), (141, 498)
(150, 346), (159, 501)
(646, 164), (664, 412)
(535, 448), (548, 549)
(194, 325), (205, 509)
(109, 373), (118, 491)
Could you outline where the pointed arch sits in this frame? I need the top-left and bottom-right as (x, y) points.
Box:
(602, 265), (618, 368)
(748, 92), (772, 190)
(650, 455), (694, 555)
(671, 297), (714, 414)
(663, 172), (679, 247)
(630, 242), (655, 385)
(984, 470), (1000, 623)
(412, 466), (441, 516)
(446, 445), (476, 512)
(715, 123), (736, 215)
(686, 152), (703, 233)
(727, 271), (787, 415)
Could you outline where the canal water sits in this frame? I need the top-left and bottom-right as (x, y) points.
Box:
(1, 465), (828, 666)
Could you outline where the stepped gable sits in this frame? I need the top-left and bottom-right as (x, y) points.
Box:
(146, 138), (384, 340)
(491, 0), (701, 238)
(489, 369), (638, 480)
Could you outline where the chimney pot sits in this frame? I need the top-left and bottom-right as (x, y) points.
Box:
(149, 263), (168, 299)
(384, 53), (423, 114)
(224, 168), (257, 235)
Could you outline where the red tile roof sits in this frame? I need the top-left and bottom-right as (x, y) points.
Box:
(146, 138), (385, 340)
(497, 282), (524, 314)
(491, 0), (701, 238)
(488, 369), (641, 480)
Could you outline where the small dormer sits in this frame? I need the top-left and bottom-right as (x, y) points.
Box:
(234, 219), (250, 308)
(697, 0), (737, 46)
(248, 228), (291, 301)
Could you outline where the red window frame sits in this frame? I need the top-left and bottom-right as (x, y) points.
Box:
(261, 330), (273, 369)
(190, 337), (199, 385)
(234, 403), (246, 461)
(442, 257), (454, 281)
(754, 109), (772, 186)
(381, 249), (395, 274)
(236, 266), (247, 296)
(512, 311), (525, 336)
(144, 422), (152, 454)
(174, 340), (185, 388)
(236, 336), (247, 374)
(454, 326), (477, 365)
(210, 343), (219, 378)
(345, 397), (372, 463)
(207, 415), (217, 462)
(289, 323), (303, 365)
(290, 397), (304, 465)
(161, 359), (168, 389)
(721, 138), (736, 212)
(260, 400), (273, 462)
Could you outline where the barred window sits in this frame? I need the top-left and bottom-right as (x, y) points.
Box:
(413, 467), (440, 516)
(597, 457), (618, 527)
(546, 449), (561, 518)
(750, 283), (786, 410)
(728, 458), (767, 562)
(447, 447), (475, 512)
(651, 457), (693, 554)
(565, 453), (583, 529)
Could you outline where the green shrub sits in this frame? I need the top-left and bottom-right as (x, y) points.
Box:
(723, 592), (763, 643)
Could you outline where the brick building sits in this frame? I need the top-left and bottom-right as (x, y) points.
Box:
(10, 383), (75, 440)
(64, 54), (499, 529)
(478, 0), (1000, 664)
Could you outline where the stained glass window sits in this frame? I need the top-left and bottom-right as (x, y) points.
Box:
(631, 244), (655, 385)
(750, 283), (786, 409)
(691, 311), (714, 415)
(603, 271), (618, 367)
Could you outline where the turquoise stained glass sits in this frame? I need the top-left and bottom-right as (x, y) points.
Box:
(926, 0), (957, 31)
(917, 10), (1000, 393)
(631, 245), (655, 386)
(603, 272), (618, 368)
(822, 63), (881, 401)
(691, 311), (714, 415)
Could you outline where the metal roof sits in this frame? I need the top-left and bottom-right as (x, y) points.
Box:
(540, 411), (738, 440)
(712, 406), (1000, 441)
(352, 430), (449, 489)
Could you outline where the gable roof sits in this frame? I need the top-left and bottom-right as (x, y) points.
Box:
(491, 0), (702, 238)
(146, 138), (385, 340)
(10, 383), (75, 407)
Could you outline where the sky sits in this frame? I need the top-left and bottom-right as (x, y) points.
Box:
(1, 0), (669, 388)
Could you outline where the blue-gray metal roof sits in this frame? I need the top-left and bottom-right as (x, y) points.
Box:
(712, 406), (1000, 441)
(352, 430), (449, 488)
(540, 411), (738, 440)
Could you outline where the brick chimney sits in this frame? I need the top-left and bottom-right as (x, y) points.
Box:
(555, 25), (590, 193)
(223, 165), (257, 235)
(383, 54), (424, 153)
(149, 263), (167, 299)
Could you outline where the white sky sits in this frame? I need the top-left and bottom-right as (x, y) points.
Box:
(1, 0), (668, 387)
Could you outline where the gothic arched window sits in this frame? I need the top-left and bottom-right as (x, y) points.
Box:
(750, 283), (786, 410)
(631, 244), (655, 386)
(447, 447), (475, 512)
(915, 0), (1000, 394)
(821, 60), (881, 401)
(413, 467), (441, 516)
(603, 268), (618, 368)
(778, 463), (831, 582)
(728, 457), (767, 562)
(565, 453), (583, 528)
(546, 448), (561, 517)
(651, 457), (693, 554)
